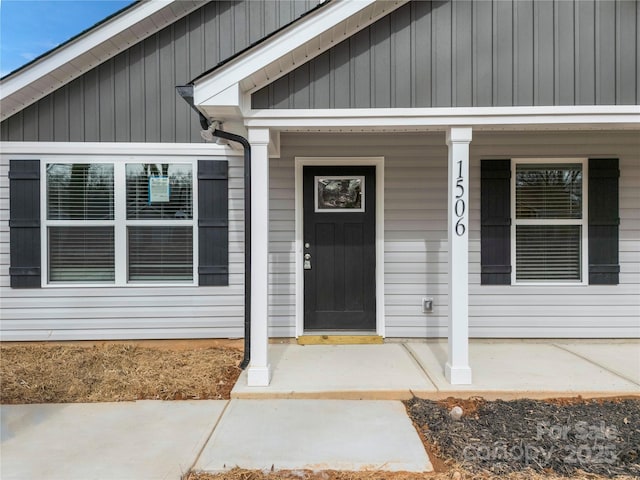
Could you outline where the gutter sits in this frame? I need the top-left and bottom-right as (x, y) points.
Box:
(176, 85), (251, 370)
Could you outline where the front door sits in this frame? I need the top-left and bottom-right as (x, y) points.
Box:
(303, 166), (376, 331)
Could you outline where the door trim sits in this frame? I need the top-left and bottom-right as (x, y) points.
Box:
(294, 157), (385, 338)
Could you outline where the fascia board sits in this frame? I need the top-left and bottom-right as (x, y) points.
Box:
(243, 106), (640, 130)
(193, 0), (406, 107)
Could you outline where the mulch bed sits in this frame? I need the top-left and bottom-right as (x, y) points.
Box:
(405, 396), (640, 479)
(187, 467), (629, 479)
(0, 343), (243, 403)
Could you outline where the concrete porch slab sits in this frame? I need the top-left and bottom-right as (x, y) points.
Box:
(194, 399), (433, 473)
(231, 343), (437, 399)
(407, 341), (640, 399)
(0, 400), (227, 480)
(554, 342), (640, 385)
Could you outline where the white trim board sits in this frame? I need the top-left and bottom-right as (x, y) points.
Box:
(294, 156), (385, 338)
(244, 106), (640, 131)
(0, 142), (243, 156)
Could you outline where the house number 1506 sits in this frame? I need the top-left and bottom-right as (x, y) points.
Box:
(455, 160), (466, 237)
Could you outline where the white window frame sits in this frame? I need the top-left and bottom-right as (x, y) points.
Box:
(510, 158), (588, 286)
(41, 156), (199, 287)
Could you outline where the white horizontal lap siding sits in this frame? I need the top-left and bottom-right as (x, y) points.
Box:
(383, 147), (449, 338)
(276, 133), (450, 338)
(277, 131), (639, 339)
(468, 131), (640, 339)
(268, 157), (297, 338)
(0, 154), (246, 341)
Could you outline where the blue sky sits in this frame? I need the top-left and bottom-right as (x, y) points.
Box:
(1, 0), (135, 77)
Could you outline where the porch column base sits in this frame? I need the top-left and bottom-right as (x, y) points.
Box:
(445, 362), (472, 385)
(247, 365), (272, 387)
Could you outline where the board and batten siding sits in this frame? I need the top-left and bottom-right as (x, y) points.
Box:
(252, 0), (640, 109)
(272, 131), (639, 338)
(0, 0), (320, 143)
(0, 154), (247, 341)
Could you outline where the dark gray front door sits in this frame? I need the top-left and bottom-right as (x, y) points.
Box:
(303, 166), (376, 330)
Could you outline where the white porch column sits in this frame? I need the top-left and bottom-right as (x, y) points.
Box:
(445, 126), (473, 385)
(247, 127), (272, 386)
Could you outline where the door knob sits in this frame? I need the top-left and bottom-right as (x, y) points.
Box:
(304, 253), (312, 270)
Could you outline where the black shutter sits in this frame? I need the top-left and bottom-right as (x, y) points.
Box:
(198, 160), (229, 286)
(481, 159), (511, 285)
(588, 158), (620, 285)
(9, 160), (41, 288)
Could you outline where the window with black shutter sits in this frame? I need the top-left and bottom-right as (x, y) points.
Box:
(480, 158), (619, 286)
(9, 157), (230, 288)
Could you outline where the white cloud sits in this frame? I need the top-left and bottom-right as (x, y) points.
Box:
(19, 52), (37, 61)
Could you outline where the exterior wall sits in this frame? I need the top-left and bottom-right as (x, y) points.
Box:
(0, 151), (247, 341)
(272, 131), (640, 338)
(0, 0), (320, 143)
(253, 0), (640, 109)
(2, 131), (637, 340)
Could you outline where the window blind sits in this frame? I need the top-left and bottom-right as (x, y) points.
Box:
(126, 164), (193, 220)
(128, 226), (193, 281)
(516, 225), (581, 281)
(516, 164), (582, 219)
(47, 164), (114, 220)
(49, 227), (115, 282)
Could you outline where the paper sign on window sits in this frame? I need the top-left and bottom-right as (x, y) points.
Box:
(149, 176), (170, 203)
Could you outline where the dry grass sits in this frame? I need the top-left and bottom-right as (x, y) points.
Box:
(0, 343), (242, 403)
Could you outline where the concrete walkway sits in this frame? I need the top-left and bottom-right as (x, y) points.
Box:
(1, 399), (431, 479)
(232, 340), (640, 399)
(195, 399), (432, 473)
(1, 400), (224, 480)
(1, 340), (638, 480)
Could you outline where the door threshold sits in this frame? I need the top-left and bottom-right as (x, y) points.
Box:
(297, 334), (383, 345)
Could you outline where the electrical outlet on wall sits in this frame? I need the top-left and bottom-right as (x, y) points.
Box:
(422, 297), (433, 313)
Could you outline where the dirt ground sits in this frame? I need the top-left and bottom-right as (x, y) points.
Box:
(0, 342), (243, 403)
